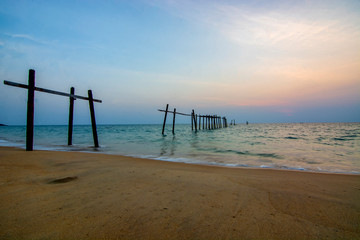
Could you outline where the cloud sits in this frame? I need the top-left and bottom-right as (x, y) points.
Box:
(151, 0), (360, 107)
(155, 0), (360, 51)
(5, 33), (49, 46)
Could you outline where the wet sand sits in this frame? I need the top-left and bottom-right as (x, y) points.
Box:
(0, 146), (359, 239)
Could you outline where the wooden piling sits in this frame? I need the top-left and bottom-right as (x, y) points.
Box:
(172, 108), (176, 135)
(191, 110), (194, 131)
(198, 115), (201, 130)
(26, 69), (35, 151)
(68, 87), (75, 146)
(195, 114), (198, 132)
(162, 104), (169, 135)
(88, 90), (99, 148)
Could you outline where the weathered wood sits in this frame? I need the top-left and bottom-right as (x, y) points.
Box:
(68, 87), (75, 145)
(198, 115), (201, 130)
(195, 114), (198, 132)
(4, 70), (102, 149)
(191, 110), (194, 131)
(88, 90), (99, 148)
(3, 80), (102, 103)
(158, 109), (191, 116)
(162, 104), (169, 135)
(172, 108), (176, 135)
(26, 69), (35, 151)
(158, 105), (229, 133)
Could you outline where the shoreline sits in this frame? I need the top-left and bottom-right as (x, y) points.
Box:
(1, 144), (359, 175)
(1, 146), (360, 239)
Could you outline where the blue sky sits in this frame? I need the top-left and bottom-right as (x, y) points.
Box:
(0, 0), (359, 125)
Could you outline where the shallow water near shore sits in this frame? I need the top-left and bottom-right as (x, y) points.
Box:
(1, 122), (359, 173)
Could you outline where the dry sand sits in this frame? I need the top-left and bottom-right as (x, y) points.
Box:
(0, 146), (359, 240)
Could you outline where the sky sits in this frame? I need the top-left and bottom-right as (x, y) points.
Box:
(0, 0), (359, 125)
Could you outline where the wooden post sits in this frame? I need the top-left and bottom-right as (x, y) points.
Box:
(194, 114), (198, 132)
(202, 116), (205, 129)
(162, 104), (169, 135)
(88, 90), (99, 148)
(68, 87), (75, 145)
(198, 115), (201, 130)
(191, 110), (194, 131)
(172, 108), (176, 135)
(26, 69), (35, 151)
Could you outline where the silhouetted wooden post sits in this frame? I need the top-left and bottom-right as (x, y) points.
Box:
(172, 108), (176, 135)
(198, 115), (201, 130)
(68, 87), (75, 145)
(202, 116), (205, 129)
(191, 110), (194, 131)
(88, 90), (99, 148)
(26, 69), (35, 151)
(162, 104), (169, 135)
(195, 114), (198, 132)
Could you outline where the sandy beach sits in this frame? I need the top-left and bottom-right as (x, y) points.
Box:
(0, 146), (359, 240)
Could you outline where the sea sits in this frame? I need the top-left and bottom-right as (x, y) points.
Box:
(0, 122), (359, 174)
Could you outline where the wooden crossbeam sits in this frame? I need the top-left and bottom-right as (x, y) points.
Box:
(4, 80), (102, 103)
(157, 109), (191, 116)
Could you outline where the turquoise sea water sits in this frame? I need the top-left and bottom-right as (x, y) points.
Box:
(0, 123), (359, 174)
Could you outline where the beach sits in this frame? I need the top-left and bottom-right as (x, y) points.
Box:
(0, 146), (359, 240)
